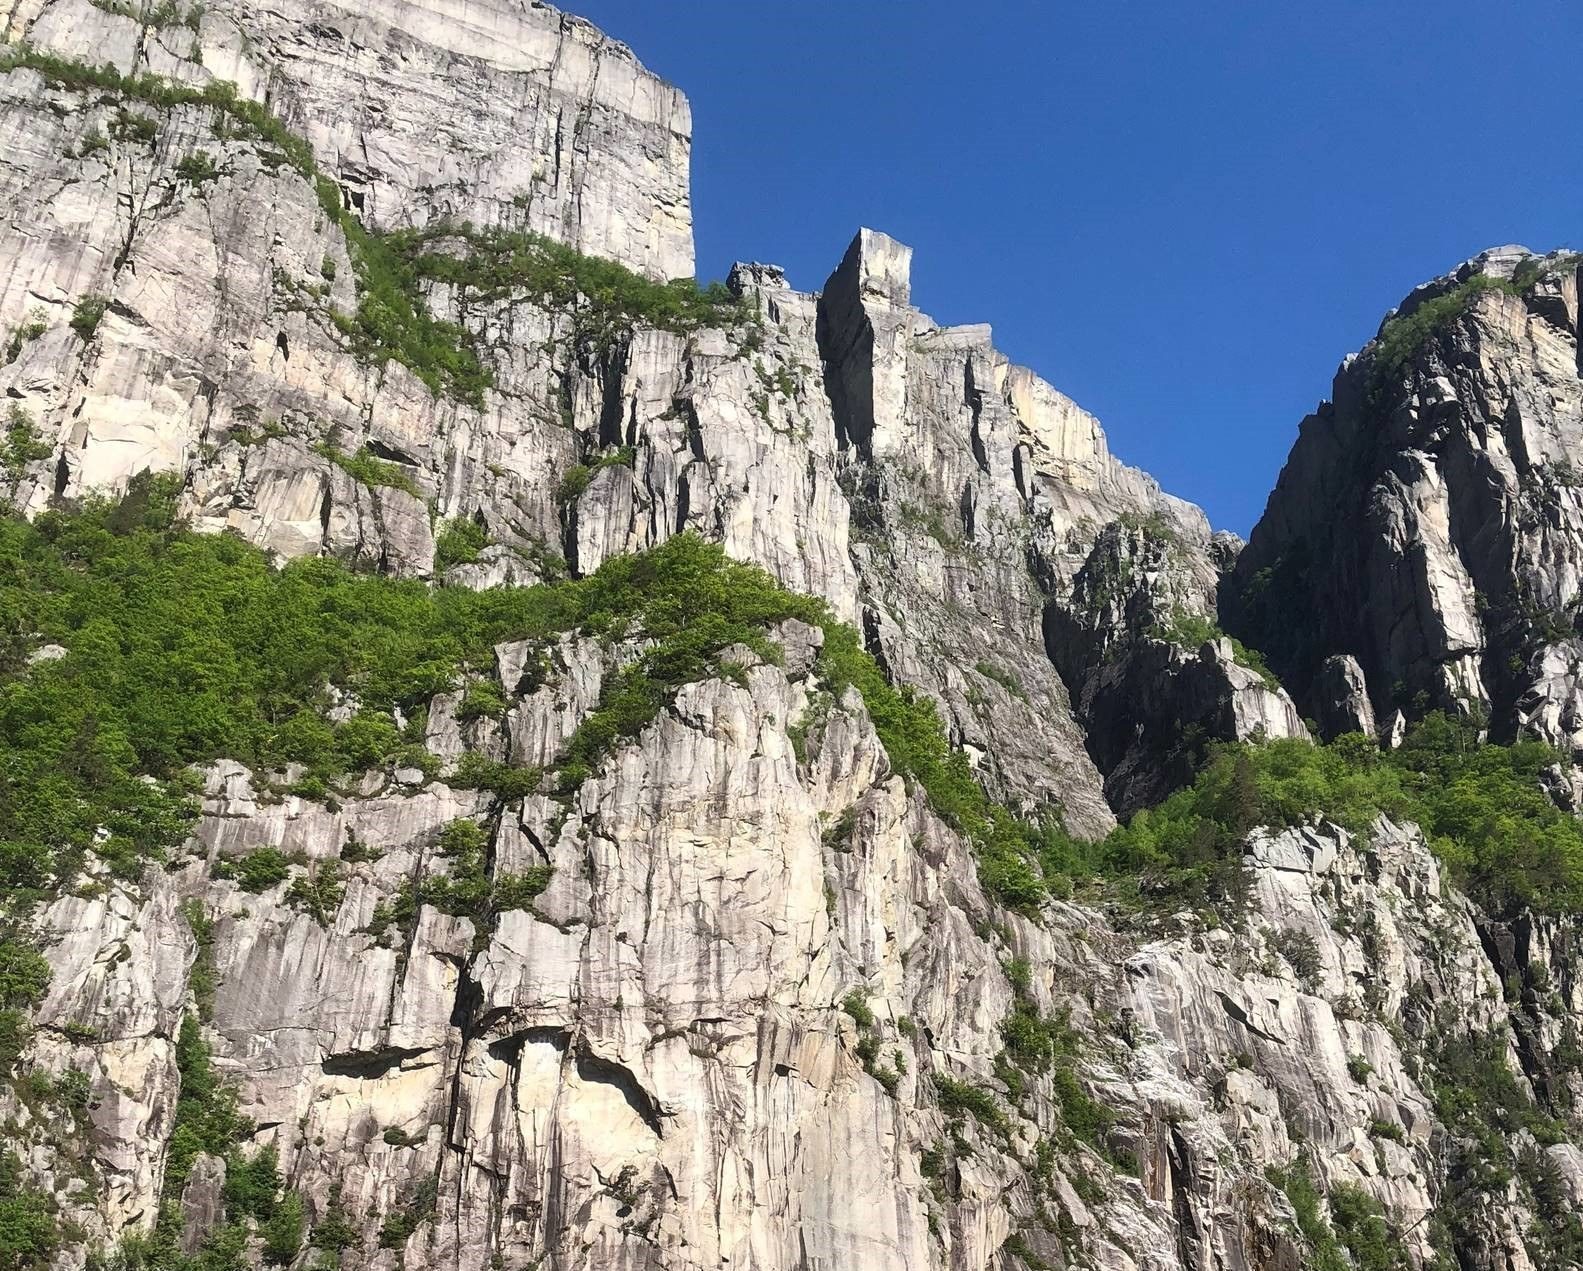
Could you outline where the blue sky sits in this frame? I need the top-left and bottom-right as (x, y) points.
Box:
(572, 1), (1581, 534)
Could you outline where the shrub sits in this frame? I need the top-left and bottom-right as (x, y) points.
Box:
(69, 295), (108, 340)
(0, 941), (50, 1010)
(396, 221), (744, 350)
(1273, 929), (1323, 989)
(557, 447), (635, 506)
(0, 1151), (61, 1271)
(220, 848), (292, 893)
(3, 406), (53, 472)
(3, 313), (48, 365)
(260, 1192), (304, 1265)
(1371, 273), (1524, 395)
(285, 861), (344, 925)
(378, 1176), (437, 1249)
(456, 680), (507, 722)
(164, 1015), (250, 1193)
(314, 443), (421, 498)
(1149, 607), (1278, 689)
(448, 753), (540, 801)
(934, 1075), (1008, 1134)
(434, 517), (488, 570)
(973, 660), (1027, 701)
(174, 151), (219, 185)
(1080, 717), (1583, 918)
(840, 991), (875, 1030)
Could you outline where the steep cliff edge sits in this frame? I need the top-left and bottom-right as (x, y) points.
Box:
(1225, 245), (1582, 750)
(2, 5), (1583, 1271)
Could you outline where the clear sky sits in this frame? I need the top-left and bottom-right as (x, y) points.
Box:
(571, 1), (1581, 535)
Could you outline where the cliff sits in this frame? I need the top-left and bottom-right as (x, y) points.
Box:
(1, 5), (1581, 1271)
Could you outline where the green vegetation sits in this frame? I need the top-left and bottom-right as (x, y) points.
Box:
(1269, 1163), (1403, 1271)
(164, 1015), (250, 1192)
(390, 223), (744, 349)
(101, 1018), (320, 1271)
(0, 1150), (65, 1271)
(973, 660), (1027, 701)
(216, 848), (293, 893)
(364, 820), (551, 941)
(377, 1176), (437, 1249)
(285, 861), (344, 926)
(1148, 608), (1278, 689)
(934, 1074), (1009, 1135)
(839, 990), (900, 1092)
(995, 961), (1124, 1165)
(314, 443), (421, 498)
(0, 46), (484, 403)
(456, 679), (507, 722)
(3, 407), (53, 474)
(433, 518), (488, 571)
(556, 446), (636, 506)
(174, 151), (219, 185)
(69, 295), (108, 341)
(4, 311), (47, 365)
(311, 176), (491, 405)
(1368, 258), (1578, 398)
(87, 0), (205, 28)
(1044, 717), (1583, 919)
(180, 900), (217, 1020)
(840, 991), (876, 1030)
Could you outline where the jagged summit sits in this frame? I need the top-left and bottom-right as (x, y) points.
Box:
(1227, 241), (1580, 753)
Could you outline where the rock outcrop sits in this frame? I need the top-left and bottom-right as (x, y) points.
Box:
(1226, 246), (1583, 749)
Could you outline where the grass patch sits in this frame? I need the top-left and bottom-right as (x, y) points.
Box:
(314, 443), (422, 498)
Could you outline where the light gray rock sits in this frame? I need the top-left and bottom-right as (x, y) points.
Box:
(1229, 247), (1583, 752)
(4, 6), (1582, 1270)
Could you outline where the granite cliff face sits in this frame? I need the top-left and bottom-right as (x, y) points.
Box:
(2, 5), (1583, 1271)
(1226, 246), (1583, 752)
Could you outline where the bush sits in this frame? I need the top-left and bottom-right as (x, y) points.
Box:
(220, 849), (292, 893)
(3, 406), (53, 473)
(1371, 273), (1524, 395)
(396, 221), (744, 350)
(0, 1151), (62, 1271)
(973, 660), (1027, 701)
(69, 295), (108, 340)
(1077, 717), (1583, 918)
(434, 517), (488, 570)
(378, 1177), (437, 1249)
(841, 991), (875, 1030)
(456, 680), (507, 722)
(285, 861), (344, 925)
(174, 151), (219, 185)
(260, 1193), (304, 1265)
(0, 941), (50, 1010)
(164, 1016), (250, 1193)
(3, 312), (48, 365)
(314, 443), (421, 498)
(1149, 607), (1278, 689)
(934, 1075), (1008, 1134)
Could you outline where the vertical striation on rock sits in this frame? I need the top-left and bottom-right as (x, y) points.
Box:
(1226, 246), (1583, 751)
